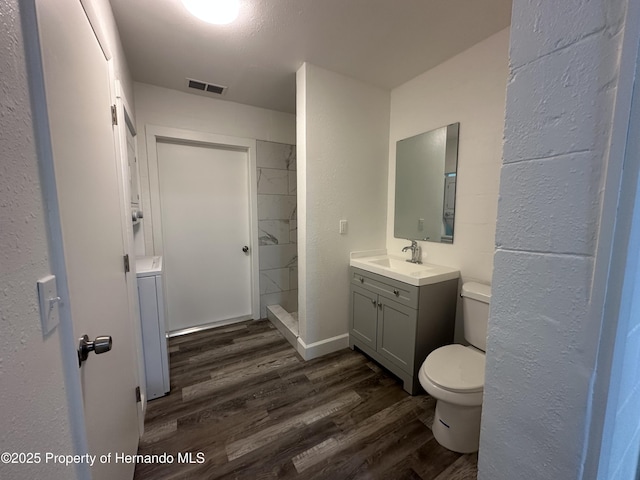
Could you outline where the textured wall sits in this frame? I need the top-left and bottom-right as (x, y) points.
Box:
(0, 1), (77, 478)
(479, 1), (628, 479)
(387, 29), (509, 341)
(296, 63), (389, 347)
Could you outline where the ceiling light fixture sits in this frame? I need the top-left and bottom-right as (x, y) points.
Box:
(181, 0), (240, 25)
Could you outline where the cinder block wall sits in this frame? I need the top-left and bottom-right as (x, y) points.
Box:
(479, 1), (629, 479)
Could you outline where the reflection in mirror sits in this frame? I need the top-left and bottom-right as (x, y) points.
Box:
(394, 123), (459, 244)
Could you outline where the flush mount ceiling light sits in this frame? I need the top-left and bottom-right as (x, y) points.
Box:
(181, 0), (240, 25)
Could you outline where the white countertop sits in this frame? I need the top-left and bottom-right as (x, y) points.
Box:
(350, 250), (459, 286)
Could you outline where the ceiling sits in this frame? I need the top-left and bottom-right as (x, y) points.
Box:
(109, 0), (512, 114)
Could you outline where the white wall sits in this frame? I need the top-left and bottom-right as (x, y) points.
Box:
(387, 29), (509, 283)
(387, 28), (509, 341)
(479, 1), (631, 479)
(296, 63), (389, 353)
(134, 82), (296, 255)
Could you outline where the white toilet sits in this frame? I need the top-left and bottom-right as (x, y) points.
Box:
(418, 282), (491, 453)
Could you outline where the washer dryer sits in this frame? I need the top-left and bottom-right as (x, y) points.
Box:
(136, 256), (170, 400)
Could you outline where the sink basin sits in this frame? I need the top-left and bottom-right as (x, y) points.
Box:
(350, 253), (459, 286)
(370, 257), (433, 271)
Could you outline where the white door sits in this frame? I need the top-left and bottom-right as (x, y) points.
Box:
(114, 86), (147, 433)
(156, 141), (253, 332)
(36, 1), (139, 478)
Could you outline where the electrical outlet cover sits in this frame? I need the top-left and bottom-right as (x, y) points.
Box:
(37, 274), (59, 335)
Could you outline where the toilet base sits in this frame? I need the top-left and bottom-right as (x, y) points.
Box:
(431, 400), (482, 453)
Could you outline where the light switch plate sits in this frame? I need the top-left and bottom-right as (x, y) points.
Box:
(37, 274), (59, 335)
(339, 219), (348, 234)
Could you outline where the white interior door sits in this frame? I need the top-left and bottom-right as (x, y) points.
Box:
(156, 140), (253, 332)
(114, 83), (147, 433)
(36, 0), (139, 478)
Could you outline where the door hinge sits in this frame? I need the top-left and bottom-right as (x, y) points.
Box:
(135, 386), (141, 403)
(111, 104), (118, 126)
(123, 254), (130, 273)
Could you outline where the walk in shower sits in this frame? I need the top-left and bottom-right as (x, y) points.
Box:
(255, 141), (299, 346)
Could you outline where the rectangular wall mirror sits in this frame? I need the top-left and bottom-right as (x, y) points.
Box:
(394, 123), (459, 244)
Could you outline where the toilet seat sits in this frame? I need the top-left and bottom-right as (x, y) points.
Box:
(422, 345), (485, 393)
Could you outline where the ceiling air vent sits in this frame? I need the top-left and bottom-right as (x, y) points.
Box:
(187, 78), (227, 95)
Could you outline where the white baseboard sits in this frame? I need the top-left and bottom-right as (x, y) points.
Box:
(296, 333), (349, 360)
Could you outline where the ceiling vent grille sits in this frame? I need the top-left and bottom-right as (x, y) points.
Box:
(187, 78), (227, 95)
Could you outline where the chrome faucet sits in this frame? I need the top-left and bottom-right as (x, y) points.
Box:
(402, 240), (422, 264)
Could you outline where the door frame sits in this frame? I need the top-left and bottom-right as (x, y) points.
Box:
(145, 125), (260, 321)
(112, 78), (147, 434)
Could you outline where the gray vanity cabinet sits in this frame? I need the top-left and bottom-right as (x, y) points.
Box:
(350, 284), (379, 350)
(349, 267), (458, 394)
(378, 298), (417, 372)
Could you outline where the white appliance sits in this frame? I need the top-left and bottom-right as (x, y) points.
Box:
(136, 256), (170, 400)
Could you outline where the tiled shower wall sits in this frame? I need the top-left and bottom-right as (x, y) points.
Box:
(256, 141), (298, 318)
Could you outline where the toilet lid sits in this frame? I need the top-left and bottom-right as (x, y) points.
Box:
(423, 345), (485, 393)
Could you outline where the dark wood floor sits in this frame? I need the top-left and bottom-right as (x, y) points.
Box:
(134, 320), (477, 480)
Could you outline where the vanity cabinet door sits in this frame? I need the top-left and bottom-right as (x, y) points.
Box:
(377, 298), (417, 374)
(350, 284), (378, 350)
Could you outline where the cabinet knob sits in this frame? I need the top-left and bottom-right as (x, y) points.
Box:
(377, 302), (382, 308)
(360, 277), (364, 283)
(371, 299), (377, 306)
(393, 289), (399, 296)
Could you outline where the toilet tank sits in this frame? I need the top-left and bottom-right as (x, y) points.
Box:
(461, 282), (491, 351)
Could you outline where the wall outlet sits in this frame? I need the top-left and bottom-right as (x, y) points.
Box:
(339, 219), (348, 234)
(418, 218), (424, 231)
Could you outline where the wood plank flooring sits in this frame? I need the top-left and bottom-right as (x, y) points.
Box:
(134, 320), (477, 480)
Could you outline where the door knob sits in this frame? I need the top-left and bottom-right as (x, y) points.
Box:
(78, 334), (112, 367)
(242, 246), (249, 253)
